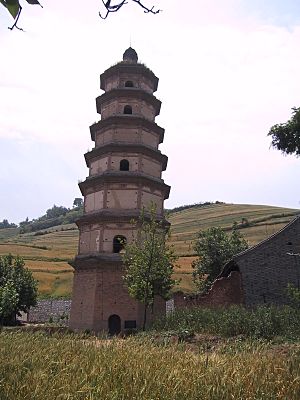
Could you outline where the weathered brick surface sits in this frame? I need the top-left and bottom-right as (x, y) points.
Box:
(174, 271), (243, 309)
(69, 264), (165, 332)
(235, 216), (300, 306)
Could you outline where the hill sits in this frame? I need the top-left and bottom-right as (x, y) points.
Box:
(0, 203), (298, 297)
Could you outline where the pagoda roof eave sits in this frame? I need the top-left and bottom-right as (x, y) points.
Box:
(78, 172), (170, 199)
(89, 116), (165, 143)
(100, 62), (159, 92)
(75, 209), (170, 227)
(96, 88), (161, 116)
(84, 144), (168, 171)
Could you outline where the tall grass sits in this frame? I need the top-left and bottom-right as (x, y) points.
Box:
(0, 331), (299, 400)
(153, 305), (300, 338)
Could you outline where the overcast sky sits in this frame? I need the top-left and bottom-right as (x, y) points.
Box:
(1, 0), (300, 223)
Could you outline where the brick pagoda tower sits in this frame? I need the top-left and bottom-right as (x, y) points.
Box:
(69, 48), (170, 334)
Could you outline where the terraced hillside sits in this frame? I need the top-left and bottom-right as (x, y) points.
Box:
(168, 203), (299, 254)
(0, 204), (298, 297)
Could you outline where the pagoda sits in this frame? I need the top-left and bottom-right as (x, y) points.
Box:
(69, 48), (170, 334)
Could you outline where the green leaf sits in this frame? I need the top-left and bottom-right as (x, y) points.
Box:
(25, 0), (41, 4)
(4, 0), (20, 19)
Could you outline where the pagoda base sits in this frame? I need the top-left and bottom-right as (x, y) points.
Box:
(69, 255), (165, 333)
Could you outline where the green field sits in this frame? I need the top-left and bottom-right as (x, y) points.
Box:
(0, 203), (298, 297)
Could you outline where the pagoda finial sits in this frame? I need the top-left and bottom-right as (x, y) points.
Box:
(123, 47), (138, 63)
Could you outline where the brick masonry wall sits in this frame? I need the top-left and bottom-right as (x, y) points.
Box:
(69, 264), (166, 332)
(236, 216), (300, 306)
(27, 300), (72, 324)
(174, 271), (243, 309)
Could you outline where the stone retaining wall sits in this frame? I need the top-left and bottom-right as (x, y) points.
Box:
(27, 300), (72, 324)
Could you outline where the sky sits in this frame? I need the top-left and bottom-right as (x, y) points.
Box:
(0, 0), (300, 224)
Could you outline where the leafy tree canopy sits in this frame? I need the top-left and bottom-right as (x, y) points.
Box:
(192, 226), (248, 293)
(73, 198), (83, 208)
(0, 219), (17, 229)
(268, 107), (300, 157)
(0, 254), (37, 325)
(46, 204), (69, 219)
(122, 205), (178, 330)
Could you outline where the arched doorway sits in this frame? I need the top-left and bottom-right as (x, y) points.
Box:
(108, 314), (121, 335)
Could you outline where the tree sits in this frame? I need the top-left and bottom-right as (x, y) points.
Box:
(192, 227), (248, 293)
(1, 0), (42, 30)
(0, 280), (19, 322)
(73, 198), (83, 208)
(122, 205), (177, 330)
(0, 219), (17, 229)
(0, 254), (37, 325)
(46, 204), (69, 219)
(268, 107), (300, 157)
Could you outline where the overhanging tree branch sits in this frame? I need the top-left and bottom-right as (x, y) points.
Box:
(1, 0), (42, 31)
(8, 4), (23, 31)
(99, 0), (161, 19)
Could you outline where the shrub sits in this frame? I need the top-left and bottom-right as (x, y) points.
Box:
(152, 305), (300, 338)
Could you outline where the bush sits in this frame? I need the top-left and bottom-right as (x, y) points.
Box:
(0, 255), (38, 325)
(152, 305), (300, 338)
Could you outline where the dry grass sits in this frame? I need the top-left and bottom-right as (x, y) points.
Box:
(25, 260), (73, 272)
(172, 257), (196, 293)
(0, 243), (55, 258)
(32, 271), (73, 298)
(0, 331), (299, 400)
(173, 272), (196, 293)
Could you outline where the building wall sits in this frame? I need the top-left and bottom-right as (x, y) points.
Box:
(101, 99), (156, 121)
(69, 265), (165, 332)
(95, 127), (160, 149)
(236, 217), (300, 306)
(174, 271), (243, 309)
(89, 154), (162, 178)
(103, 73), (155, 93)
(27, 300), (71, 324)
(79, 222), (136, 254)
(83, 184), (164, 215)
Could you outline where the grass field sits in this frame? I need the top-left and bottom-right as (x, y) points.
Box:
(0, 330), (299, 400)
(0, 203), (298, 298)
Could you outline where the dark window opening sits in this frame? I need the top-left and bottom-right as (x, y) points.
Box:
(124, 320), (137, 329)
(113, 235), (127, 253)
(125, 80), (134, 87)
(120, 159), (129, 171)
(124, 105), (132, 114)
